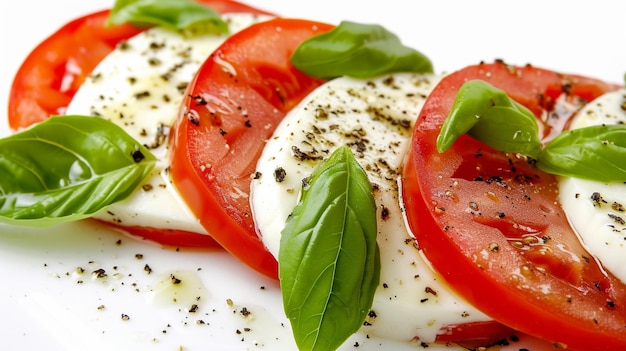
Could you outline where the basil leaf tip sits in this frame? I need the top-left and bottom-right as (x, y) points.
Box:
(108, 0), (229, 35)
(438, 79), (626, 182)
(0, 115), (156, 227)
(291, 20), (433, 79)
(279, 146), (380, 351)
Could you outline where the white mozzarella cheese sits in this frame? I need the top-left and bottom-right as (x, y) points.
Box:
(558, 89), (626, 283)
(65, 13), (272, 233)
(250, 73), (493, 344)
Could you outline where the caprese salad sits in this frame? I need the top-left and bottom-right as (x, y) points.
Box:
(2, 0), (626, 350)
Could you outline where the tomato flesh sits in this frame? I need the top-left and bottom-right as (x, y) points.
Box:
(8, 10), (142, 130)
(402, 61), (626, 350)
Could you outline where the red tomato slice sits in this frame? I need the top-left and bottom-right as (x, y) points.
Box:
(168, 18), (334, 279)
(402, 61), (626, 350)
(7, 0), (274, 249)
(8, 0), (273, 130)
(8, 10), (142, 130)
(96, 220), (222, 249)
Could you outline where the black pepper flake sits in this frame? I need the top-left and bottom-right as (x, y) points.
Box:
(240, 307), (251, 317)
(273, 167), (287, 183)
(291, 145), (323, 161)
(189, 304), (199, 313)
(149, 41), (165, 50)
(144, 264), (153, 274)
(121, 313), (130, 321)
(252, 171), (262, 180)
(148, 57), (161, 66)
(607, 299), (616, 309)
(380, 205), (390, 221)
(134, 91), (151, 99)
(186, 110), (200, 126)
(594, 281), (602, 291)
(591, 192), (606, 207)
(190, 94), (207, 105)
(92, 268), (107, 278)
(171, 274), (182, 285)
(131, 148), (146, 163)
(609, 213), (626, 225)
(425, 286), (437, 296)
(244, 120), (252, 128)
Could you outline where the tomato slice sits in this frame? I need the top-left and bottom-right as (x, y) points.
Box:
(168, 18), (334, 278)
(8, 0), (273, 131)
(8, 10), (142, 130)
(7, 0), (274, 249)
(402, 61), (626, 350)
(96, 220), (222, 249)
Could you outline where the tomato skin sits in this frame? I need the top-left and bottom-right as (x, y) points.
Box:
(402, 61), (626, 350)
(7, 0), (273, 131)
(168, 18), (334, 279)
(95, 219), (223, 249)
(8, 10), (142, 130)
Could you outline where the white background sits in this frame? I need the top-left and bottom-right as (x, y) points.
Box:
(0, 1), (625, 350)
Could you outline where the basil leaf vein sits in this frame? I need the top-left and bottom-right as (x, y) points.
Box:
(279, 146), (380, 351)
(437, 79), (626, 182)
(291, 21), (433, 79)
(0, 115), (156, 226)
(108, 0), (228, 34)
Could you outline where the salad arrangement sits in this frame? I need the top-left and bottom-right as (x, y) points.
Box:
(2, 0), (626, 350)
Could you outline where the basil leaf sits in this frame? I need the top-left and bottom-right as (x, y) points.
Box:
(108, 0), (228, 34)
(537, 124), (626, 182)
(437, 79), (626, 182)
(437, 80), (542, 158)
(279, 146), (380, 351)
(291, 21), (433, 79)
(0, 115), (156, 226)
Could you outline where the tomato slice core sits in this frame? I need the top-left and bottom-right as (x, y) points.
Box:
(402, 61), (626, 350)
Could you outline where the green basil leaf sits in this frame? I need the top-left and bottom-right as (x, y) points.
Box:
(0, 115), (156, 226)
(437, 79), (542, 158)
(108, 0), (228, 34)
(279, 146), (380, 351)
(291, 20), (433, 79)
(537, 124), (626, 182)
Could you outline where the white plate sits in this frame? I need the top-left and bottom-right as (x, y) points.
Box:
(1, 1), (624, 350)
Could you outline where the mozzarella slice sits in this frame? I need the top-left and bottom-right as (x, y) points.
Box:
(250, 73), (493, 344)
(558, 89), (626, 283)
(66, 13), (272, 234)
